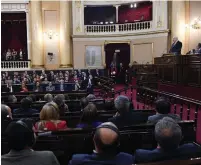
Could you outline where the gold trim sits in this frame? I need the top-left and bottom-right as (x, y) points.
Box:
(167, 1), (172, 52)
(104, 40), (130, 45)
(32, 65), (44, 68)
(132, 42), (154, 64)
(60, 64), (73, 68)
(72, 29), (170, 38)
(84, 45), (105, 68)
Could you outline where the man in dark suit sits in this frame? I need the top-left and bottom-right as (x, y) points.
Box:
(108, 95), (147, 128)
(135, 117), (201, 163)
(1, 118), (60, 165)
(147, 98), (181, 124)
(169, 37), (182, 55)
(5, 83), (14, 93)
(69, 122), (134, 165)
(13, 97), (39, 115)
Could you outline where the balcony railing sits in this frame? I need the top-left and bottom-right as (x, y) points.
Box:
(1, 60), (31, 71)
(85, 21), (152, 34)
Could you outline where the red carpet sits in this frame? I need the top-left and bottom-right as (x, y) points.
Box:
(112, 84), (201, 144)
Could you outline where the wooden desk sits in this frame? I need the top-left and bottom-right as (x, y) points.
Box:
(154, 54), (201, 86)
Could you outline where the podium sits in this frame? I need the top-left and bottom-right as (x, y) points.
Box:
(154, 54), (201, 85)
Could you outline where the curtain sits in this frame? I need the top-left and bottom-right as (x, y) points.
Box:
(118, 4), (152, 23)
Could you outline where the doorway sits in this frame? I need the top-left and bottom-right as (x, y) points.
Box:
(104, 42), (130, 83)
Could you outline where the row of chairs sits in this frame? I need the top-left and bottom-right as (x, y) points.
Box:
(2, 91), (88, 103)
(7, 99), (114, 112)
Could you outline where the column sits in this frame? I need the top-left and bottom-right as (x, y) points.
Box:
(60, 1), (72, 68)
(115, 5), (120, 23)
(171, 1), (186, 54)
(26, 11), (31, 60)
(30, 1), (43, 68)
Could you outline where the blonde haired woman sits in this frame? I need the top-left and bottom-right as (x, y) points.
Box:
(35, 102), (67, 131)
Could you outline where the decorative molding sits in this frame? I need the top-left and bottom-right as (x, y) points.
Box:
(72, 29), (170, 39)
(75, 0), (81, 8)
(76, 26), (81, 32)
(1, 3), (29, 12)
(72, 32), (169, 42)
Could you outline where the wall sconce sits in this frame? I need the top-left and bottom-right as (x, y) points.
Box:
(44, 30), (58, 39)
(191, 17), (201, 29)
(186, 17), (201, 29)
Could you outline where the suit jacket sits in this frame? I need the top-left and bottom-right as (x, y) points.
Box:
(147, 113), (181, 124)
(108, 111), (148, 128)
(169, 41), (182, 55)
(13, 108), (39, 115)
(135, 143), (201, 163)
(69, 152), (134, 165)
(1, 149), (60, 165)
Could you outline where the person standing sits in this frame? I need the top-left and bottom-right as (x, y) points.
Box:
(169, 37), (182, 55)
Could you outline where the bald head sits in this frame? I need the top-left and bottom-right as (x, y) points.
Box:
(173, 37), (178, 43)
(93, 122), (119, 154)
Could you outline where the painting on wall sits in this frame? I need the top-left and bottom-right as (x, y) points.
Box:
(85, 46), (102, 67)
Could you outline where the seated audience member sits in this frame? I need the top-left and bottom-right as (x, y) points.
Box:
(196, 43), (201, 54)
(6, 83), (14, 93)
(75, 80), (80, 91)
(1, 118), (60, 165)
(44, 93), (53, 103)
(86, 94), (96, 101)
(77, 103), (102, 128)
(33, 81), (43, 92)
(108, 95), (146, 128)
(35, 102), (67, 131)
(29, 94), (37, 102)
(53, 94), (69, 115)
(80, 97), (89, 111)
(69, 122), (134, 165)
(42, 77), (49, 84)
(1, 104), (12, 134)
(8, 95), (17, 103)
(21, 82), (28, 92)
(147, 98), (181, 124)
(13, 97), (39, 115)
(46, 82), (55, 92)
(135, 117), (201, 163)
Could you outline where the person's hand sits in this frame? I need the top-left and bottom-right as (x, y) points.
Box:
(113, 112), (120, 117)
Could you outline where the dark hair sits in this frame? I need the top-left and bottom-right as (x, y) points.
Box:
(94, 123), (120, 154)
(44, 93), (53, 102)
(80, 103), (98, 125)
(53, 94), (68, 115)
(155, 98), (171, 114)
(8, 95), (17, 103)
(80, 97), (89, 109)
(21, 97), (32, 109)
(155, 117), (182, 152)
(29, 94), (37, 102)
(198, 43), (201, 48)
(5, 118), (35, 151)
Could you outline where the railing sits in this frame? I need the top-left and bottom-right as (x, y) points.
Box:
(1, 60), (31, 71)
(85, 21), (152, 34)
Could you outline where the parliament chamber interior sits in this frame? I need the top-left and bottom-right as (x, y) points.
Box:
(1, 1), (201, 165)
